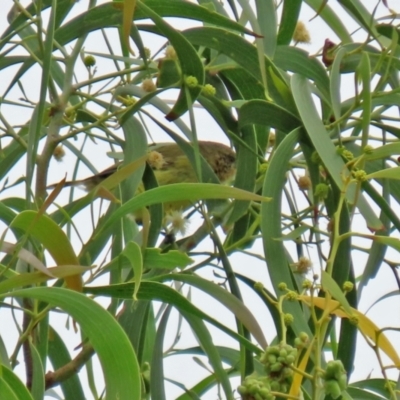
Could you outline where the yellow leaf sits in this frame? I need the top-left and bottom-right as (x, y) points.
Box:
(300, 295), (400, 367)
(289, 337), (314, 397)
(123, 0), (137, 55)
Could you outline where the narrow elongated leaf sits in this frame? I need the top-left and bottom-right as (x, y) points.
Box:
(291, 73), (383, 231)
(10, 211), (82, 291)
(85, 282), (260, 353)
(367, 167), (400, 181)
(97, 183), (269, 235)
(47, 327), (86, 400)
(261, 129), (312, 336)
(239, 99), (301, 133)
(29, 342), (44, 400)
(300, 295), (400, 367)
(137, 2), (204, 120)
(277, 0), (302, 45)
(121, 242), (143, 300)
(160, 273), (268, 348)
(1, 368), (33, 400)
(321, 271), (352, 315)
(7, 287), (141, 400)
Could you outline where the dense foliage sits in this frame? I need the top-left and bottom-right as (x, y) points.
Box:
(0, 1), (399, 399)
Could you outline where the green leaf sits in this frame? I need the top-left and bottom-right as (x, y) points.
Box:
(157, 58), (181, 87)
(239, 99), (301, 133)
(183, 27), (293, 108)
(366, 167), (400, 180)
(357, 52), (371, 148)
(10, 211), (78, 266)
(7, 287), (141, 400)
(85, 282), (260, 353)
(143, 248), (193, 270)
(0, 376), (19, 400)
(150, 305), (170, 400)
(178, 312), (233, 399)
(364, 143), (400, 161)
(330, 47), (348, 120)
(348, 378), (394, 399)
(160, 273), (268, 349)
(291, 73), (383, 231)
(121, 242), (143, 300)
(0, 265), (88, 293)
(138, 2), (204, 120)
(376, 24), (400, 43)
(10, 211), (82, 291)
(97, 183), (268, 236)
(29, 343), (44, 400)
(274, 45), (331, 103)
(277, 0), (302, 45)
(304, 0), (352, 43)
(261, 128), (312, 336)
(47, 327), (86, 400)
(0, 368), (33, 400)
(321, 271), (353, 315)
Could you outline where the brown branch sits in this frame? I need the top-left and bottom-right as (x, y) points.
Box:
(22, 300), (33, 390)
(45, 343), (94, 389)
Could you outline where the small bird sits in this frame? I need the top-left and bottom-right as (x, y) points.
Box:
(53, 141), (236, 213)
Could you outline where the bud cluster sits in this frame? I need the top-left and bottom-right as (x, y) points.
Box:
(323, 360), (347, 399)
(237, 375), (274, 400)
(238, 335), (311, 399)
(259, 343), (297, 394)
(294, 331), (309, 349)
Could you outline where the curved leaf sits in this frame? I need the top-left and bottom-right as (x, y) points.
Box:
(7, 287), (141, 400)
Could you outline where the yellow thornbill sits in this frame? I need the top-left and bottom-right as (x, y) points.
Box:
(52, 141), (236, 213)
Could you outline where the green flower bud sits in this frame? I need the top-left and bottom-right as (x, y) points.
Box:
(83, 55), (96, 67)
(143, 47), (151, 59)
(286, 290), (298, 301)
(338, 373), (347, 390)
(267, 355), (277, 364)
(202, 84), (216, 96)
(270, 362), (283, 372)
(165, 45), (177, 59)
(343, 281), (354, 292)
(278, 282), (287, 291)
(314, 183), (329, 200)
(279, 348), (288, 358)
(353, 169), (367, 181)
(286, 354), (295, 364)
(294, 337), (302, 349)
(185, 75), (198, 88)
(311, 151), (321, 164)
(282, 367), (293, 378)
(342, 149), (354, 160)
(324, 379), (342, 399)
(280, 382), (289, 393)
(237, 385), (247, 394)
(302, 279), (312, 289)
(259, 388), (271, 398)
(270, 380), (280, 391)
(266, 346), (279, 355)
(283, 313), (294, 326)
(363, 144), (374, 154)
(249, 383), (259, 394)
(299, 332), (309, 342)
